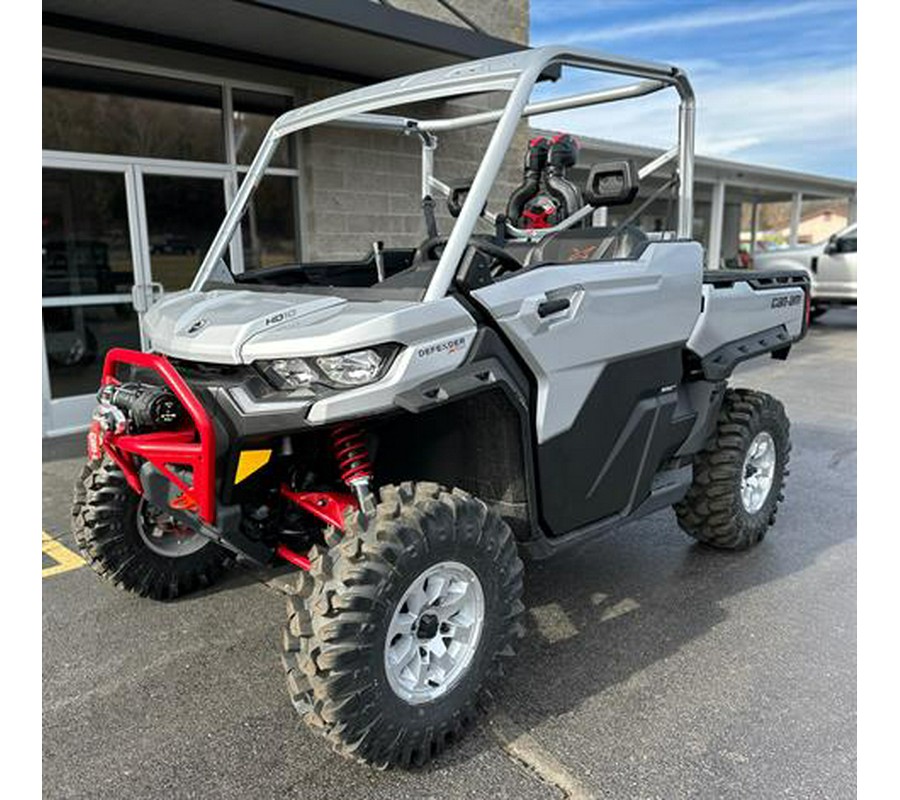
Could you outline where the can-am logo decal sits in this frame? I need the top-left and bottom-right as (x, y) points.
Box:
(417, 337), (466, 359)
(770, 294), (802, 309)
(186, 318), (208, 334)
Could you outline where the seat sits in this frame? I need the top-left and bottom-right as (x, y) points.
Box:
(517, 226), (649, 267)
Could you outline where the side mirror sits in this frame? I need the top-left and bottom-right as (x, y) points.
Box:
(584, 160), (639, 208)
(825, 234), (839, 254)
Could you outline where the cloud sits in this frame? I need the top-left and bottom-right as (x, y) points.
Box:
(553, 1), (853, 45)
(529, 61), (857, 176)
(526, 0), (856, 176)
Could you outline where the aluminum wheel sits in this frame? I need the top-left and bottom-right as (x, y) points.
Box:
(136, 499), (208, 557)
(384, 561), (485, 705)
(741, 431), (777, 513)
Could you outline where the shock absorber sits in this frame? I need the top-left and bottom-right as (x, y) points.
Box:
(331, 422), (376, 515)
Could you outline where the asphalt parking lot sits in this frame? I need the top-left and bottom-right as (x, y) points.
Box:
(42, 309), (856, 799)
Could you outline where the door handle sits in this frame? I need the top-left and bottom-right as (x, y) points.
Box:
(537, 297), (571, 318)
(524, 286), (583, 333)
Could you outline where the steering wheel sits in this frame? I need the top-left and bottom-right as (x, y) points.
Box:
(417, 236), (524, 278)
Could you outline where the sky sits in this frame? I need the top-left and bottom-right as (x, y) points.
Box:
(528, 0), (857, 178)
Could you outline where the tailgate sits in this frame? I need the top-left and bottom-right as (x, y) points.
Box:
(688, 269), (810, 379)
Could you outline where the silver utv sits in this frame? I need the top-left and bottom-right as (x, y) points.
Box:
(73, 46), (809, 768)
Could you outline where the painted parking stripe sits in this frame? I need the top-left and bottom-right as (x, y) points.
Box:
(42, 532), (85, 578)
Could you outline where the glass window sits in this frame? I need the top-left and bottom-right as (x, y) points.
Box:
(241, 175), (299, 269)
(144, 175), (227, 291)
(43, 169), (133, 297)
(233, 89), (294, 167)
(43, 60), (224, 161)
(838, 233), (857, 253)
(44, 304), (142, 398)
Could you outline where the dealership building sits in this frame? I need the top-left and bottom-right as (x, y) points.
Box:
(42, 0), (856, 437)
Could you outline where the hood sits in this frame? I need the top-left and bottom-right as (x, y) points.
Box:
(143, 289), (418, 364)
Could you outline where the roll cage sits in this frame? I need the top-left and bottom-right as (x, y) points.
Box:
(191, 45), (696, 302)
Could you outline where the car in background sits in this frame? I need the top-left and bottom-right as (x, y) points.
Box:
(753, 223), (857, 319)
(150, 235), (197, 256)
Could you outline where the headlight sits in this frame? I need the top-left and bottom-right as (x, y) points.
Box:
(257, 345), (397, 392)
(261, 357), (317, 390)
(316, 349), (383, 386)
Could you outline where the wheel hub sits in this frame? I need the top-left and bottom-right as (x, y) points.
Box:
(740, 431), (777, 514)
(384, 561), (485, 705)
(416, 613), (439, 640)
(136, 499), (208, 557)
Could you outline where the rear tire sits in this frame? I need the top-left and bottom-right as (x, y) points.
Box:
(281, 481), (524, 768)
(72, 457), (231, 600)
(674, 388), (790, 550)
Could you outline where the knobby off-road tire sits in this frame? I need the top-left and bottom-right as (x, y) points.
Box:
(72, 457), (231, 600)
(675, 388), (790, 550)
(282, 481), (525, 768)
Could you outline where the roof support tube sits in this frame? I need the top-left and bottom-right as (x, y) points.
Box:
(422, 79), (666, 133)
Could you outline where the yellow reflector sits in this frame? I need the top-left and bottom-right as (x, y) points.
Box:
(235, 449), (272, 484)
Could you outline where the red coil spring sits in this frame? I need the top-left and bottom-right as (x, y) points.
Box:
(331, 422), (373, 486)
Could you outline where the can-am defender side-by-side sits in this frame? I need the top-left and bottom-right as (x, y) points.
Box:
(72, 47), (810, 768)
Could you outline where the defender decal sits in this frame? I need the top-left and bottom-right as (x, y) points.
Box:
(416, 337), (467, 359)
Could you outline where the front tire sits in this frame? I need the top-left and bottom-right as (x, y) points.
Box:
(674, 388), (790, 550)
(72, 457), (231, 600)
(281, 481), (524, 768)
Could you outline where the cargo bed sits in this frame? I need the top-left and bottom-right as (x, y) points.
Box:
(688, 268), (810, 379)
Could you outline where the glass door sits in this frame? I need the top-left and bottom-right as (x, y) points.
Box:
(42, 164), (144, 434)
(140, 170), (229, 294)
(41, 163), (230, 435)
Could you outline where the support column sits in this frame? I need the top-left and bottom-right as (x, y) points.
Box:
(749, 200), (759, 253)
(722, 203), (742, 265)
(707, 180), (726, 269)
(848, 193), (857, 224)
(789, 192), (802, 246)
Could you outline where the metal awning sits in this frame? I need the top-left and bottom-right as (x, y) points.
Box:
(43, 0), (525, 82)
(553, 133), (857, 202)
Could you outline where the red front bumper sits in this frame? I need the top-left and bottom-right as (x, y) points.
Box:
(98, 348), (217, 524)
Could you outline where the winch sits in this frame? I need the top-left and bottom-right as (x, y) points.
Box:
(95, 382), (185, 433)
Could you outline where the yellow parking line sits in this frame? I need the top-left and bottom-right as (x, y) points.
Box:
(42, 531), (86, 578)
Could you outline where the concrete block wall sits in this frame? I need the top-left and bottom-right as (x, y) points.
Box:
(296, 1), (530, 261)
(296, 80), (530, 260)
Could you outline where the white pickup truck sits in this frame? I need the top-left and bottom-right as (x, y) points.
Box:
(753, 223), (857, 319)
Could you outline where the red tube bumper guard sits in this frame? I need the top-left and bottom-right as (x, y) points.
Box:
(100, 348), (217, 524)
(96, 349), (353, 570)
